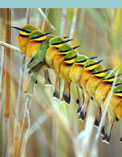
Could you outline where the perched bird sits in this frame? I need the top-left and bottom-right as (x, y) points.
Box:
(26, 30), (52, 71)
(13, 24), (40, 56)
(53, 44), (79, 101)
(59, 49), (78, 82)
(86, 66), (110, 126)
(94, 71), (121, 136)
(46, 36), (72, 68)
(79, 59), (103, 120)
(102, 84), (122, 143)
(69, 55), (88, 84)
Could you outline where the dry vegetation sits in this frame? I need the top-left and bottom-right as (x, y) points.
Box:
(0, 8), (122, 157)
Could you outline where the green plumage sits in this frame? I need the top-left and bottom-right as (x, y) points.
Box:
(23, 24), (40, 32)
(27, 35), (53, 69)
(75, 55), (88, 63)
(64, 50), (78, 60)
(49, 36), (64, 46)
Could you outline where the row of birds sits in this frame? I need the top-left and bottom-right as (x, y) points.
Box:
(12, 24), (122, 144)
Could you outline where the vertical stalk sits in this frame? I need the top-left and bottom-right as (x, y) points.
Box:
(26, 8), (31, 25)
(69, 8), (78, 44)
(3, 8), (11, 157)
(52, 8), (67, 157)
(42, 8), (49, 32)
(60, 8), (67, 36)
(14, 8), (31, 157)
(0, 46), (4, 114)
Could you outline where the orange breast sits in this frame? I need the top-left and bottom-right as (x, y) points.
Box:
(69, 64), (83, 84)
(53, 54), (65, 74)
(16, 35), (29, 54)
(26, 41), (41, 58)
(103, 92), (122, 114)
(116, 103), (122, 120)
(46, 47), (58, 68)
(59, 62), (72, 82)
(95, 81), (112, 105)
(80, 69), (91, 89)
(86, 75), (102, 97)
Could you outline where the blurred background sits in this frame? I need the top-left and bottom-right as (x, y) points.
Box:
(0, 8), (122, 157)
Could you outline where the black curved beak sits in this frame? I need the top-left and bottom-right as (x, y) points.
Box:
(71, 45), (80, 50)
(85, 60), (103, 68)
(41, 32), (51, 37)
(87, 56), (98, 60)
(61, 39), (73, 44)
(12, 26), (31, 33)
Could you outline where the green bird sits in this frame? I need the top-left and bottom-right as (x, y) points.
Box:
(26, 30), (52, 73)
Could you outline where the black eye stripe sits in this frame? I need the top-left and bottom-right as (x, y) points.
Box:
(12, 26), (31, 33)
(31, 35), (42, 40)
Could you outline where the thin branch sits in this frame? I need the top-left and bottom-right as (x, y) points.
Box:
(0, 41), (21, 53)
(69, 8), (78, 43)
(26, 8), (31, 25)
(37, 8), (56, 31)
(60, 8), (67, 36)
(42, 8), (49, 32)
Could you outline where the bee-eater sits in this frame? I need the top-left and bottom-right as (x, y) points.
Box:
(102, 84), (122, 143)
(94, 71), (120, 136)
(13, 24), (40, 56)
(53, 44), (79, 102)
(46, 36), (73, 68)
(79, 59), (103, 120)
(26, 30), (52, 71)
(85, 66), (110, 126)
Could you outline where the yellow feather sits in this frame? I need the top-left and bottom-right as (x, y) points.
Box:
(115, 93), (122, 97)
(31, 36), (46, 41)
(55, 44), (62, 48)
(64, 58), (76, 64)
(85, 64), (99, 70)
(95, 72), (107, 77)
(106, 78), (114, 82)
(20, 31), (30, 36)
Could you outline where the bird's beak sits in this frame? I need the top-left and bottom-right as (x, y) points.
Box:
(71, 45), (80, 50)
(87, 56), (98, 60)
(41, 32), (51, 37)
(12, 26), (31, 33)
(60, 38), (73, 44)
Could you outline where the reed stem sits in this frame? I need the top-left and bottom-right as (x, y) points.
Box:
(69, 8), (78, 43)
(37, 8), (56, 31)
(42, 8), (49, 32)
(3, 8), (11, 157)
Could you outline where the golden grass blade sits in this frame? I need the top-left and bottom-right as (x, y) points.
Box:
(26, 8), (31, 25)
(3, 8), (11, 157)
